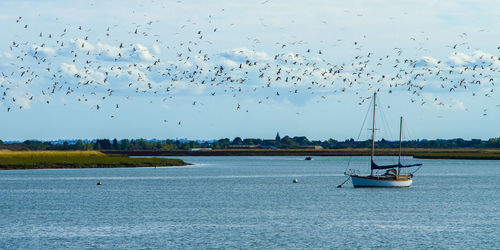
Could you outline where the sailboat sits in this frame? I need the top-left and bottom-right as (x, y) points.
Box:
(345, 93), (422, 188)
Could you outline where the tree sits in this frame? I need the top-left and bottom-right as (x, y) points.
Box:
(232, 137), (243, 145)
(293, 136), (309, 145)
(119, 139), (130, 150)
(74, 140), (84, 150)
(96, 139), (111, 150)
(213, 138), (230, 149)
(280, 136), (297, 148)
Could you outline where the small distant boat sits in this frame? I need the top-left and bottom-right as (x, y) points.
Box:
(293, 179), (299, 183)
(345, 93), (422, 188)
(305, 156), (313, 160)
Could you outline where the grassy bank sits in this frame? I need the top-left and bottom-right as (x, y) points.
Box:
(412, 149), (500, 160)
(0, 150), (188, 170)
(101, 148), (500, 160)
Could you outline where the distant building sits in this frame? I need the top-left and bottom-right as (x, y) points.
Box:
(299, 145), (323, 150)
(229, 145), (260, 149)
(275, 132), (281, 141)
(189, 148), (213, 151)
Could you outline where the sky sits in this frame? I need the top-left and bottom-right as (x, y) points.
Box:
(0, 0), (499, 141)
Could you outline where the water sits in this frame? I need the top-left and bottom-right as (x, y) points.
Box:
(0, 156), (499, 249)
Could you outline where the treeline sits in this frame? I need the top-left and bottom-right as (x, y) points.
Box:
(1, 136), (500, 151)
(0, 139), (205, 151)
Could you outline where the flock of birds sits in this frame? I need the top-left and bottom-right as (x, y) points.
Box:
(1, 6), (500, 122)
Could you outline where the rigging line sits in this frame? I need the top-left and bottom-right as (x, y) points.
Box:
(404, 117), (415, 143)
(377, 98), (395, 142)
(345, 95), (373, 171)
(374, 98), (396, 172)
(403, 118), (416, 163)
(410, 165), (423, 175)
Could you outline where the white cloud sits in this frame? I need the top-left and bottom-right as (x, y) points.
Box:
(3, 52), (14, 59)
(451, 98), (466, 111)
(69, 38), (95, 51)
(96, 42), (121, 61)
(415, 56), (440, 67)
(152, 44), (161, 55)
(219, 48), (272, 63)
(222, 59), (238, 68)
(60, 63), (105, 85)
(60, 63), (79, 75)
(133, 43), (155, 61)
(448, 52), (475, 66)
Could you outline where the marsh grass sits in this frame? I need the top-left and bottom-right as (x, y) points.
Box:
(0, 150), (187, 169)
(412, 150), (500, 160)
(0, 150), (105, 158)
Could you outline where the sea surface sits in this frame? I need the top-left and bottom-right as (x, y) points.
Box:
(0, 156), (499, 249)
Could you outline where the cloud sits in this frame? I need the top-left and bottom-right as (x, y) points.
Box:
(451, 97), (466, 111)
(3, 52), (13, 59)
(446, 50), (500, 67)
(69, 38), (95, 51)
(415, 56), (440, 67)
(152, 44), (161, 55)
(96, 42), (122, 61)
(448, 52), (475, 66)
(60, 63), (79, 75)
(133, 43), (155, 61)
(28, 45), (57, 57)
(60, 63), (105, 85)
(219, 48), (272, 63)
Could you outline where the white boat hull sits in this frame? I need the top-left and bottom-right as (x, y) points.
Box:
(351, 176), (412, 188)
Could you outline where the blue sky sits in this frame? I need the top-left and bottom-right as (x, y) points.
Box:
(0, 0), (499, 141)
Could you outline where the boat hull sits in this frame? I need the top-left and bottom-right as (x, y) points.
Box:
(350, 175), (412, 188)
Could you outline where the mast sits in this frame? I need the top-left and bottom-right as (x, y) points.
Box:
(398, 116), (403, 175)
(370, 92), (376, 176)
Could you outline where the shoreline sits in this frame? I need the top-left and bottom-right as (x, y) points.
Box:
(2, 148), (500, 170)
(102, 148), (500, 160)
(0, 162), (191, 170)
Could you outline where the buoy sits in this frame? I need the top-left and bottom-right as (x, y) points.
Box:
(97, 181), (102, 185)
(293, 179), (299, 183)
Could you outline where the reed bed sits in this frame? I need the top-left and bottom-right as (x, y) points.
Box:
(0, 150), (105, 158)
(0, 150), (187, 169)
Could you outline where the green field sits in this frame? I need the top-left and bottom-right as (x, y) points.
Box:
(0, 150), (188, 170)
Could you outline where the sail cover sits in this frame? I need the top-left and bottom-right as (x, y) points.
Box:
(371, 160), (422, 170)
